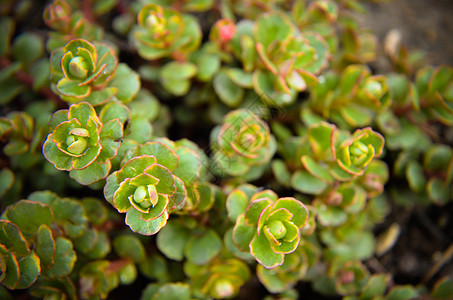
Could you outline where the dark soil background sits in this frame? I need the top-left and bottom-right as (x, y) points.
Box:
(361, 0), (453, 67)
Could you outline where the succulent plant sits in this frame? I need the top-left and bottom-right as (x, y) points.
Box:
(103, 139), (198, 235)
(230, 189), (309, 268)
(132, 4), (201, 60)
(210, 109), (276, 180)
(1, 0), (452, 299)
(185, 258), (251, 299)
(43, 101), (126, 185)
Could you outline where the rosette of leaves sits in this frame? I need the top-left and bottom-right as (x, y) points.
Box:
(43, 0), (104, 51)
(415, 65), (453, 125)
(50, 38), (140, 105)
(398, 144), (453, 205)
(132, 4), (201, 60)
(304, 65), (391, 129)
(184, 258), (250, 299)
(274, 122), (385, 197)
(43, 101), (126, 185)
(0, 112), (34, 156)
(0, 198), (84, 290)
(257, 239), (321, 293)
(225, 12), (329, 106)
(141, 282), (192, 300)
(49, 38), (117, 104)
(104, 139), (201, 235)
(329, 260), (370, 296)
(291, 0), (340, 54)
(210, 109), (276, 180)
(335, 127), (385, 176)
(230, 189), (309, 268)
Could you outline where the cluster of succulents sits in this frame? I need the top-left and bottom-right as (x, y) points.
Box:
(0, 0), (452, 299)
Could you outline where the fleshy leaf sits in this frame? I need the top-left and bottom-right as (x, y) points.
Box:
(250, 233), (284, 269)
(5, 201), (53, 235)
(184, 229), (222, 265)
(125, 208), (168, 235)
(156, 220), (191, 261)
(113, 235), (146, 263)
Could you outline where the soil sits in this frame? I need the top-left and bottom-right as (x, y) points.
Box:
(360, 0), (453, 67)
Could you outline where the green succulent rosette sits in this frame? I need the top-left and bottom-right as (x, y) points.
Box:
(43, 102), (125, 185)
(229, 12), (329, 106)
(49, 39), (118, 105)
(232, 190), (309, 269)
(329, 260), (370, 296)
(304, 65), (391, 129)
(335, 127), (385, 176)
(211, 109), (276, 180)
(43, 0), (72, 31)
(185, 258), (250, 299)
(104, 142), (189, 235)
(133, 4), (201, 60)
(257, 239), (320, 293)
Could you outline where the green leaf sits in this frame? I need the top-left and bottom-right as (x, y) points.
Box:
(36, 224), (55, 267)
(291, 170), (328, 195)
(125, 208), (168, 236)
(315, 202), (348, 227)
(360, 274), (389, 300)
(73, 228), (98, 254)
(244, 198), (272, 226)
(173, 146), (201, 184)
(250, 233), (284, 269)
(118, 155), (157, 182)
(12, 33), (43, 65)
(184, 229), (222, 265)
(213, 70), (244, 107)
(161, 61), (197, 80)
(386, 285), (419, 300)
(126, 118), (152, 144)
(69, 161), (111, 185)
(272, 198), (308, 228)
(196, 54), (220, 82)
(136, 142), (179, 172)
(0, 245), (20, 289)
(0, 77), (23, 105)
(30, 59), (50, 90)
(100, 101), (130, 124)
(5, 200), (53, 235)
(427, 178), (450, 205)
(113, 235), (146, 263)
(254, 13), (292, 48)
(226, 189), (249, 222)
(56, 78), (91, 98)
(16, 252), (41, 289)
(431, 277), (453, 300)
(232, 215), (255, 252)
(109, 63), (140, 103)
(143, 283), (191, 300)
(145, 164), (176, 196)
(301, 155), (333, 182)
(227, 68), (253, 89)
(406, 161), (426, 193)
(271, 160), (291, 188)
(156, 220), (191, 261)
(0, 221), (30, 258)
(253, 70), (296, 106)
(85, 231), (111, 259)
(48, 237), (76, 278)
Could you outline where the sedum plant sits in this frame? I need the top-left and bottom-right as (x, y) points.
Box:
(0, 0), (452, 299)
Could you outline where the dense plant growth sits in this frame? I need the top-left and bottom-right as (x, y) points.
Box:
(0, 0), (452, 299)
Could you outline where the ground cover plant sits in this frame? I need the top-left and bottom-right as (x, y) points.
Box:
(0, 0), (452, 299)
